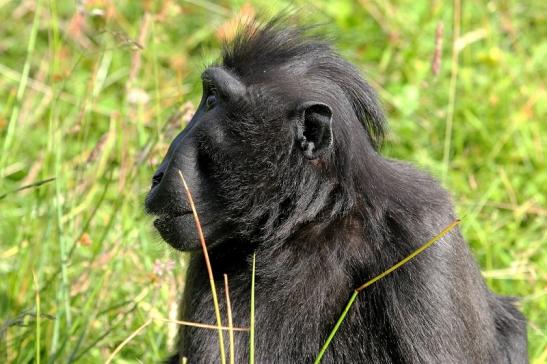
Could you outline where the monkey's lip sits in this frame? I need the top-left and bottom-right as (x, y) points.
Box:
(152, 212), (202, 251)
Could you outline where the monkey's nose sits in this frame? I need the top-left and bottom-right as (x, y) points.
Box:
(151, 171), (164, 189)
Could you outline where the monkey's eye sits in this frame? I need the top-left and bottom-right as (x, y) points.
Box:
(205, 93), (217, 111)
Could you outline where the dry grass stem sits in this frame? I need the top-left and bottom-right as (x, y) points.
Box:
(431, 22), (444, 76)
(154, 317), (248, 332)
(178, 170), (226, 364)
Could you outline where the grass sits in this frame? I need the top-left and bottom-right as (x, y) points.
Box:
(223, 274), (235, 364)
(314, 220), (460, 363)
(0, 0), (545, 362)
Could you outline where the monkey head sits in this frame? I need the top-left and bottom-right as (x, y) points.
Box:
(145, 23), (385, 251)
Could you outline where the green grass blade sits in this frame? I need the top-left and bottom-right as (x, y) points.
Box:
(315, 220), (460, 363)
(314, 290), (359, 364)
(224, 274), (235, 364)
(356, 220), (461, 292)
(0, 0), (42, 175)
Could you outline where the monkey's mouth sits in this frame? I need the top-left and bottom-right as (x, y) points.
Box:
(152, 212), (202, 251)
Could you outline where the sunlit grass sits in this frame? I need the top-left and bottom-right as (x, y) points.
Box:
(0, 1), (545, 362)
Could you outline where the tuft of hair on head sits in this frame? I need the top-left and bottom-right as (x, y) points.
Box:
(221, 16), (386, 150)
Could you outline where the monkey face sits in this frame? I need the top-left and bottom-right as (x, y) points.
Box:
(144, 69), (238, 250)
(144, 64), (339, 251)
(145, 66), (325, 251)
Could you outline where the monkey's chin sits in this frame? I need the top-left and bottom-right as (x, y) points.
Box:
(153, 214), (202, 251)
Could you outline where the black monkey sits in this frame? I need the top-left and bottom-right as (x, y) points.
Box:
(145, 20), (527, 363)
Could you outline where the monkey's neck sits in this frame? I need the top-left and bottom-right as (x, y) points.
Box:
(201, 220), (363, 313)
(181, 224), (373, 361)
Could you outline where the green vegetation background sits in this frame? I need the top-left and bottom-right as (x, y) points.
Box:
(0, 0), (545, 362)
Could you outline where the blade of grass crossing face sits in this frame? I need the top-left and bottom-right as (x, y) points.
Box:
(178, 171), (226, 364)
(249, 253), (256, 364)
(314, 220), (460, 363)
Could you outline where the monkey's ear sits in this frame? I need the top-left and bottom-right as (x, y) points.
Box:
(296, 102), (333, 159)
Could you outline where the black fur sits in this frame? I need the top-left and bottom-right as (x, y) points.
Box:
(145, 20), (527, 363)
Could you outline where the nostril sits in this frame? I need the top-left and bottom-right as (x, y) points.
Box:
(152, 171), (164, 188)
